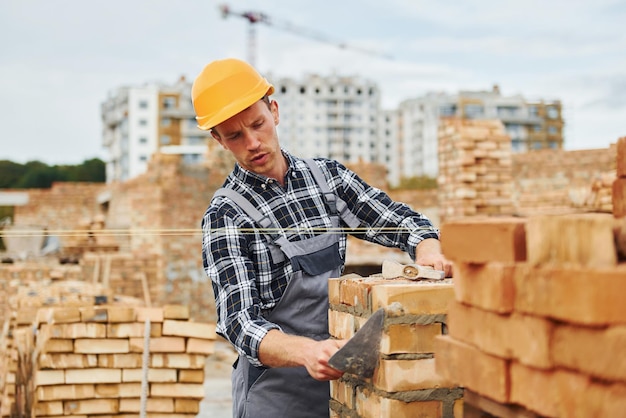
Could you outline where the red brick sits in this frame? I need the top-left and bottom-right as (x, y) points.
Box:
(553, 323), (626, 383)
(434, 336), (510, 403)
(453, 262), (516, 313)
(371, 281), (454, 315)
(514, 265), (626, 325)
(373, 358), (453, 392)
(440, 217), (526, 263)
(526, 213), (616, 267)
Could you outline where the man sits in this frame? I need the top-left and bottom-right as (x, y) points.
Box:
(193, 58), (452, 418)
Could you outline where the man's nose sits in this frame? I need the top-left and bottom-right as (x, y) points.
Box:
(244, 132), (261, 150)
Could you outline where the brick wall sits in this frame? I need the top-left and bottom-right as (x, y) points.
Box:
(328, 274), (463, 418)
(437, 213), (626, 417)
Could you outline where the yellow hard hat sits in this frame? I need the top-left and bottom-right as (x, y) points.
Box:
(191, 58), (275, 131)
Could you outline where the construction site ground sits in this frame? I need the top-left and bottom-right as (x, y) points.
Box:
(199, 338), (235, 417)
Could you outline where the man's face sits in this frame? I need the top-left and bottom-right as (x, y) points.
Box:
(211, 99), (283, 178)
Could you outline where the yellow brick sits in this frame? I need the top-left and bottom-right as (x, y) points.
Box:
(65, 368), (122, 384)
(163, 305), (189, 320)
(329, 277), (341, 305)
(331, 379), (355, 409)
(162, 320), (216, 339)
(105, 307), (137, 323)
(186, 338), (215, 355)
(174, 399), (200, 413)
(150, 354), (206, 369)
(135, 307), (164, 323)
(151, 383), (205, 399)
(122, 368), (177, 383)
(38, 353), (98, 369)
(328, 310), (355, 339)
(39, 338), (73, 353)
(129, 337), (186, 353)
(37, 384), (94, 401)
(94, 383), (142, 398)
(119, 397), (174, 413)
(356, 386), (442, 418)
(34, 401), (63, 416)
(64, 398), (119, 415)
(35, 370), (65, 386)
(74, 338), (129, 354)
(371, 282), (454, 315)
(36, 307), (81, 324)
(373, 358), (453, 392)
(380, 323), (442, 355)
(178, 369), (204, 383)
(98, 354), (143, 368)
(40, 323), (106, 339)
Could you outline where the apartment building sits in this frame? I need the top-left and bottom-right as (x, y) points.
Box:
(101, 76), (210, 183)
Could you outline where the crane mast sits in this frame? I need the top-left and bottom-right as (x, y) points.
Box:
(219, 4), (391, 67)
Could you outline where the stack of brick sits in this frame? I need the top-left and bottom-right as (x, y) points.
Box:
(612, 137), (626, 218)
(61, 216), (120, 258)
(436, 214), (626, 417)
(437, 118), (514, 222)
(31, 304), (216, 417)
(328, 274), (463, 418)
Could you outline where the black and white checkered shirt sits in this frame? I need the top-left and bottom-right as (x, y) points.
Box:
(201, 151), (439, 366)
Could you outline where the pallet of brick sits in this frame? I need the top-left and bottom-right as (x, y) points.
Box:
(31, 304), (216, 417)
(437, 118), (514, 222)
(437, 214), (626, 417)
(328, 273), (463, 418)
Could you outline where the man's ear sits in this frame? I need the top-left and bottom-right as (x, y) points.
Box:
(271, 100), (279, 125)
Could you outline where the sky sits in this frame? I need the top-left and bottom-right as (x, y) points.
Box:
(1, 0), (625, 165)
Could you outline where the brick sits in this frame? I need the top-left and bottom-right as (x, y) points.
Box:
(553, 323), (626, 382)
(186, 337), (215, 355)
(38, 354), (98, 369)
(356, 386), (442, 418)
(373, 358), (452, 392)
(526, 213), (616, 267)
(40, 323), (106, 339)
(105, 307), (137, 323)
(434, 336), (509, 403)
(163, 304), (189, 319)
(329, 277), (341, 305)
(178, 369), (204, 383)
(94, 383), (142, 398)
(162, 320), (216, 339)
(440, 217), (527, 263)
(39, 338), (73, 353)
(135, 307), (164, 323)
(150, 383), (205, 398)
(331, 379), (355, 409)
(514, 265), (626, 325)
(616, 137), (626, 178)
(340, 277), (378, 310)
(453, 262), (516, 313)
(74, 338), (129, 354)
(174, 399), (200, 413)
(380, 323), (441, 355)
(36, 307), (81, 324)
(119, 397), (174, 413)
(150, 354), (206, 369)
(613, 178), (626, 217)
(98, 354), (143, 368)
(129, 336), (186, 353)
(65, 368), (122, 384)
(328, 310), (355, 339)
(64, 398), (119, 415)
(35, 370), (65, 386)
(107, 322), (160, 338)
(34, 401), (64, 416)
(371, 281), (454, 315)
(122, 368), (177, 383)
(36, 384), (95, 401)
(580, 382), (626, 418)
(447, 301), (552, 369)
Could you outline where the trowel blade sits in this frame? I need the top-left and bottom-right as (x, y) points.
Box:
(328, 308), (384, 378)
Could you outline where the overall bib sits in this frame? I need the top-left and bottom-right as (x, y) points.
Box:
(212, 160), (360, 418)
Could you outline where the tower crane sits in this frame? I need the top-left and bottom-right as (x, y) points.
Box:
(219, 4), (392, 67)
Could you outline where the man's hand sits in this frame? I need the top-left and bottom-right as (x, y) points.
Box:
(258, 330), (347, 381)
(415, 238), (454, 277)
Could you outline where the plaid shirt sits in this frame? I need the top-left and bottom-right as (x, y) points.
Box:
(201, 151), (439, 366)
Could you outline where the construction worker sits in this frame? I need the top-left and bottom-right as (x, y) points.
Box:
(192, 58), (452, 418)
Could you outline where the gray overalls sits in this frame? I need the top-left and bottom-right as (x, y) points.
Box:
(212, 159), (359, 418)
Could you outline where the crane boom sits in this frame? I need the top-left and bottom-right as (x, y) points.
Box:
(219, 4), (392, 66)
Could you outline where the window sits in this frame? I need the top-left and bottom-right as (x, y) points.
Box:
(547, 107), (559, 119)
(464, 104), (484, 118)
(139, 155), (148, 161)
(139, 119), (147, 126)
(139, 100), (148, 109)
(529, 106), (538, 117)
(139, 137), (148, 144)
(160, 135), (171, 145)
(533, 124), (542, 132)
(161, 118), (171, 127)
(548, 126), (558, 135)
(440, 104), (457, 117)
(162, 97), (177, 109)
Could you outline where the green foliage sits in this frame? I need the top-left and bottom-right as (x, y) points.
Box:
(395, 175), (438, 190)
(0, 159), (105, 189)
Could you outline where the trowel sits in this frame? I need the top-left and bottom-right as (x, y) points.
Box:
(328, 308), (385, 378)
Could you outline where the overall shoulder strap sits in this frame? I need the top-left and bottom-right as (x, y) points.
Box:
(303, 159), (360, 229)
(211, 188), (286, 263)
